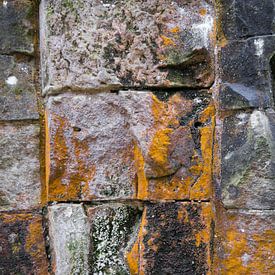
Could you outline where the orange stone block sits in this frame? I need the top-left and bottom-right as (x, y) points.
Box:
(0, 213), (48, 274)
(214, 209), (275, 274)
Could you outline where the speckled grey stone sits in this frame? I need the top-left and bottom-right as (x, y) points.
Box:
(218, 35), (275, 110)
(0, 0), (37, 55)
(0, 123), (41, 211)
(40, 0), (215, 94)
(0, 55), (39, 120)
(48, 204), (90, 275)
(217, 109), (275, 209)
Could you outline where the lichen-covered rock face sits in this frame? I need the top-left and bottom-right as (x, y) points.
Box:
(216, 0), (275, 41)
(0, 123), (41, 211)
(217, 109), (275, 210)
(0, 0), (37, 55)
(126, 202), (214, 274)
(46, 91), (214, 201)
(217, 36), (275, 110)
(48, 204), (90, 275)
(0, 213), (48, 274)
(87, 203), (141, 274)
(0, 55), (39, 120)
(40, 0), (215, 94)
(215, 210), (275, 274)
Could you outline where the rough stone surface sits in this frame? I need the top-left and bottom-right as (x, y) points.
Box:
(218, 35), (275, 110)
(0, 0), (37, 55)
(46, 91), (214, 201)
(215, 209), (275, 274)
(48, 204), (90, 275)
(127, 202), (214, 274)
(217, 109), (275, 210)
(0, 55), (39, 120)
(0, 123), (41, 211)
(216, 0), (275, 41)
(0, 213), (48, 274)
(87, 203), (141, 274)
(40, 0), (215, 94)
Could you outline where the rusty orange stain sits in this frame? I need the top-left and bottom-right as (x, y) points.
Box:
(160, 35), (176, 47)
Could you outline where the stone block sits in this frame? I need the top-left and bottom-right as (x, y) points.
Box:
(0, 0), (37, 55)
(48, 203), (141, 275)
(217, 109), (275, 209)
(215, 209), (275, 274)
(46, 91), (214, 201)
(87, 203), (141, 274)
(127, 202), (214, 274)
(48, 204), (90, 275)
(218, 36), (275, 110)
(40, 0), (215, 94)
(0, 55), (39, 120)
(0, 212), (48, 274)
(0, 123), (41, 211)
(216, 0), (275, 41)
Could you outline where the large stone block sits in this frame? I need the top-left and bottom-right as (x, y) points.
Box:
(218, 36), (275, 110)
(215, 209), (275, 274)
(127, 202), (214, 274)
(216, 0), (275, 41)
(0, 213), (48, 274)
(48, 203), (141, 275)
(0, 123), (41, 211)
(87, 203), (141, 274)
(48, 204), (90, 275)
(40, 0), (215, 94)
(0, 55), (39, 120)
(0, 0), (37, 55)
(216, 109), (275, 209)
(46, 91), (214, 201)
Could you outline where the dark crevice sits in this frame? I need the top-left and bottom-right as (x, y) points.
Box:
(270, 53), (275, 108)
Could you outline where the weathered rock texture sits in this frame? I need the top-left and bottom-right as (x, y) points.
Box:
(40, 0), (215, 94)
(1, 0), (275, 274)
(46, 91), (214, 201)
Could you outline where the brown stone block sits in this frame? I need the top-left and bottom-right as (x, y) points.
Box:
(126, 202), (214, 274)
(0, 0), (37, 55)
(40, 0), (215, 94)
(214, 209), (275, 274)
(46, 91), (213, 201)
(0, 212), (48, 274)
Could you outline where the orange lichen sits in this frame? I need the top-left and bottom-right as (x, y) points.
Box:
(134, 144), (149, 200)
(44, 110), (50, 203)
(190, 124), (214, 200)
(25, 217), (48, 275)
(199, 8), (207, 16)
(170, 26), (180, 33)
(160, 35), (176, 47)
(148, 128), (172, 168)
(127, 208), (148, 275)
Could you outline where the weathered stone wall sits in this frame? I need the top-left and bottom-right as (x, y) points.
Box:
(0, 0), (274, 274)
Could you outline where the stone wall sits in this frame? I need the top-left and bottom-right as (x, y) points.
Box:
(0, 0), (274, 274)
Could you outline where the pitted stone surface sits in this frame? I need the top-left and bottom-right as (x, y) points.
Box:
(217, 109), (275, 209)
(218, 35), (275, 110)
(48, 204), (90, 275)
(40, 0), (215, 94)
(87, 203), (141, 274)
(0, 0), (37, 55)
(131, 202), (213, 274)
(0, 213), (48, 274)
(0, 123), (41, 211)
(215, 210), (275, 274)
(216, 0), (275, 41)
(0, 55), (39, 120)
(46, 91), (213, 201)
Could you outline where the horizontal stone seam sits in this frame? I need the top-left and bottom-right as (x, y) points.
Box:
(218, 33), (275, 44)
(0, 119), (40, 124)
